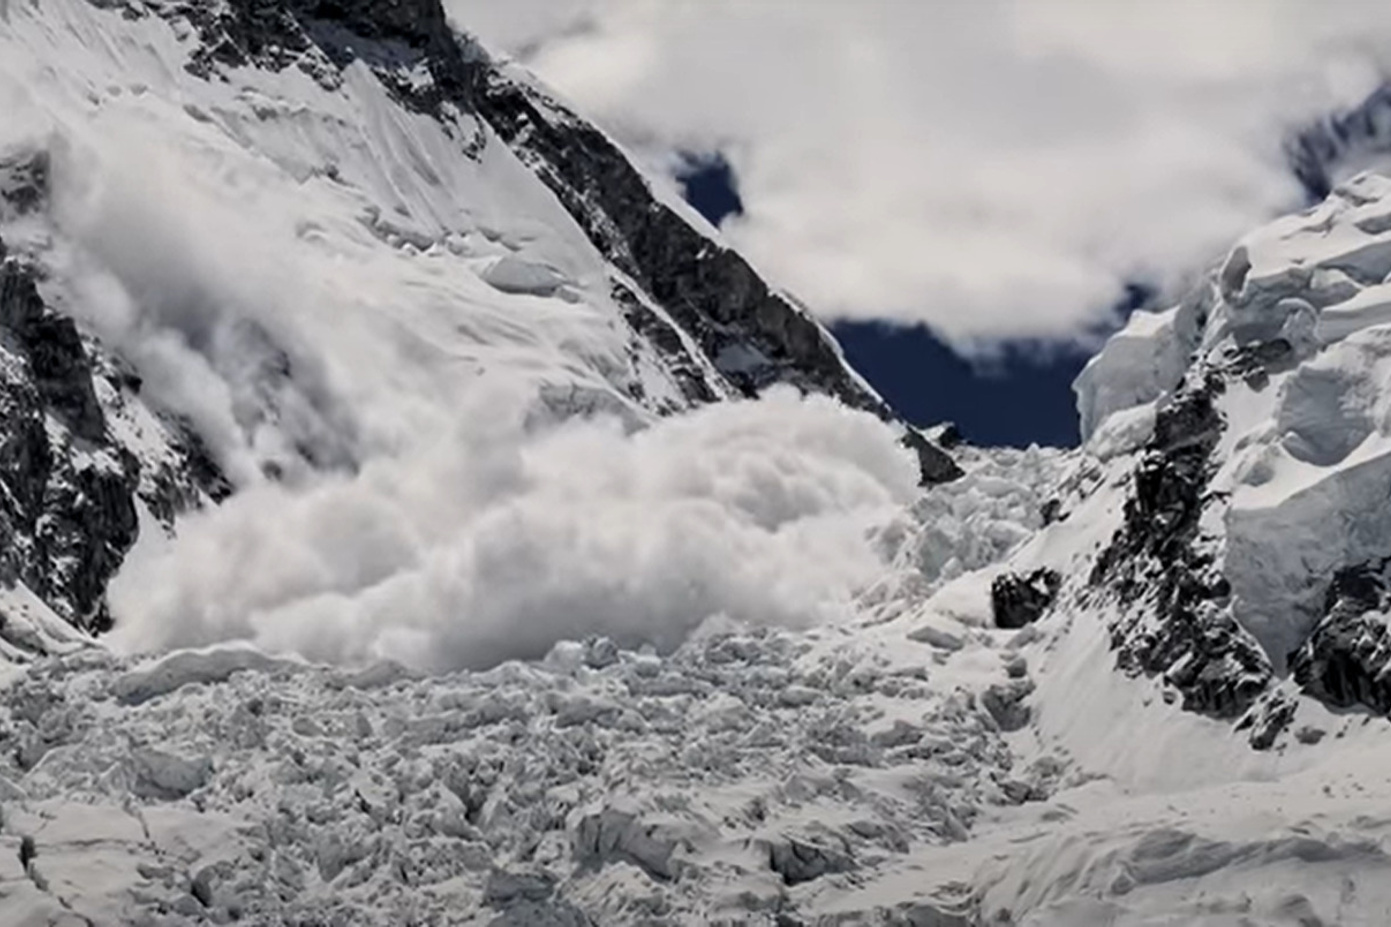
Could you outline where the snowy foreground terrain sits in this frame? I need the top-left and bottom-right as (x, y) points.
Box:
(7, 0), (1391, 923)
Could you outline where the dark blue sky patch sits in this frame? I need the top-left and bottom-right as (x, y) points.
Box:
(675, 149), (1139, 448)
(675, 152), (744, 227)
(830, 323), (1090, 447)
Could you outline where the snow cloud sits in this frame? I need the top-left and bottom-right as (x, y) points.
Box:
(108, 389), (917, 671)
(455, 0), (1391, 347)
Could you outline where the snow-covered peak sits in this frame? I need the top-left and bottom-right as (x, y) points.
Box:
(1036, 168), (1391, 753)
(0, 0), (960, 662)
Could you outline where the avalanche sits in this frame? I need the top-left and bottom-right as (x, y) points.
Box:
(6, 0), (1391, 923)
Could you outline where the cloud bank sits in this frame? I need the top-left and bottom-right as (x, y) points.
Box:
(456, 0), (1391, 347)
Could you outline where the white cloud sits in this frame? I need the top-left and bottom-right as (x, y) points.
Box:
(454, 0), (1391, 347)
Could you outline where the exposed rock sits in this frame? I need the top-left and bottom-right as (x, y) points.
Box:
(1237, 692), (1297, 751)
(1290, 559), (1391, 715)
(0, 214), (229, 649)
(1296, 725), (1328, 745)
(902, 428), (964, 485)
(991, 569), (1060, 630)
(0, 150), (50, 219)
(1091, 372), (1272, 720)
(0, 255), (139, 635)
(0, 258), (106, 442)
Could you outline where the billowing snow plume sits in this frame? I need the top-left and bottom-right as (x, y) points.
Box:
(108, 389), (917, 670)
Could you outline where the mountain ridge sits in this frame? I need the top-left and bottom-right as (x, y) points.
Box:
(0, 0), (956, 658)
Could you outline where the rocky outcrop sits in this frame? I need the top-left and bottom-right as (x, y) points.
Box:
(990, 569), (1060, 629)
(1063, 168), (1391, 747)
(0, 155), (230, 651)
(1090, 371), (1272, 722)
(0, 252), (139, 634)
(1, 254), (107, 443)
(179, 0), (477, 110)
(1290, 560), (1391, 714)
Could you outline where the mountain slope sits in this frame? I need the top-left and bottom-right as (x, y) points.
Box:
(9, 0), (1391, 924)
(1012, 170), (1391, 750)
(0, 0), (955, 659)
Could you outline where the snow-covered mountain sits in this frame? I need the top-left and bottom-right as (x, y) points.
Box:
(0, 0), (959, 661)
(7, 0), (1391, 924)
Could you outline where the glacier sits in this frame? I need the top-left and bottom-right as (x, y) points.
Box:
(5, 0), (1391, 923)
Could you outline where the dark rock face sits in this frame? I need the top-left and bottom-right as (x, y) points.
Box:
(472, 72), (959, 485)
(0, 227), (228, 649)
(990, 569), (1060, 630)
(610, 281), (722, 408)
(1290, 560), (1391, 715)
(0, 254), (138, 633)
(1091, 371), (1273, 721)
(1236, 692), (1297, 751)
(1223, 337), (1295, 390)
(180, 0), (477, 111)
(0, 150), (49, 218)
(901, 429), (963, 485)
(0, 260), (108, 443)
